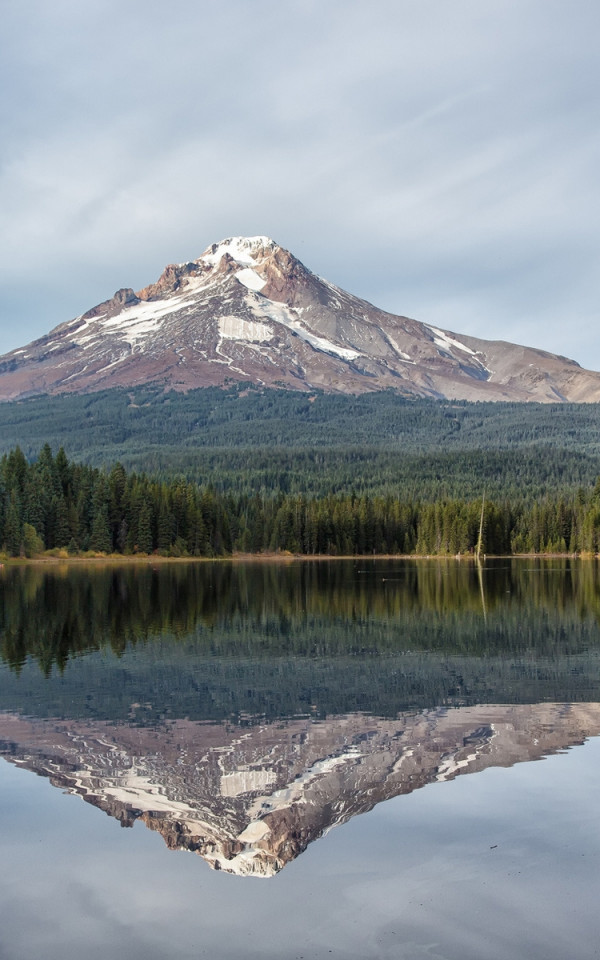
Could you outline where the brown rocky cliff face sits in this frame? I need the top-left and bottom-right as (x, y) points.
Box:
(258, 247), (315, 304)
(81, 287), (141, 321)
(137, 262), (204, 301)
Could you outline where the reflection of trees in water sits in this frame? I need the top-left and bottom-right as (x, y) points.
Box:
(1, 560), (600, 721)
(2, 559), (600, 671)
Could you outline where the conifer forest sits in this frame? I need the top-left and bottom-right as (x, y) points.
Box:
(2, 442), (600, 558)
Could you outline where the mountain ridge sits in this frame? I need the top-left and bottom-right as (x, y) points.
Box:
(1, 235), (599, 403)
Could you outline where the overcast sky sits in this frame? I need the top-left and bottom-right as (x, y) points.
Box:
(1, 0), (599, 368)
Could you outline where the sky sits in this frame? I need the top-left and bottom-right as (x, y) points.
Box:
(1, 0), (600, 368)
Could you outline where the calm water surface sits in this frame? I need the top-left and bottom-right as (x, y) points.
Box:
(0, 558), (599, 959)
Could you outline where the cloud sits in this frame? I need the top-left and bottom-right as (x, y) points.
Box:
(1, 0), (599, 367)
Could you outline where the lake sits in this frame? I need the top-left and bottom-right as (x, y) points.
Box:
(1, 558), (599, 959)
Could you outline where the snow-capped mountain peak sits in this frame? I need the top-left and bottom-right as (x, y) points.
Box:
(198, 235), (277, 268)
(0, 236), (599, 402)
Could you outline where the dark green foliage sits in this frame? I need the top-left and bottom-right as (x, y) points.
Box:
(4, 491), (23, 557)
(2, 386), (600, 501)
(3, 444), (600, 557)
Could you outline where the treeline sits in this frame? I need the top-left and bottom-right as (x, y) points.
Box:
(3, 445), (600, 557)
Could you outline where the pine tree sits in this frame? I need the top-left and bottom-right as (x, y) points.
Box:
(4, 491), (23, 556)
(90, 502), (112, 553)
(137, 501), (154, 554)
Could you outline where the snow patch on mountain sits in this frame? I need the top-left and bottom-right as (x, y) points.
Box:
(424, 323), (492, 377)
(385, 333), (415, 363)
(248, 296), (362, 361)
(425, 324), (477, 358)
(74, 296), (189, 349)
(218, 316), (273, 342)
(94, 353), (133, 375)
(235, 268), (267, 292)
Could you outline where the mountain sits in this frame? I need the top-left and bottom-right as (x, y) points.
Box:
(1, 703), (598, 877)
(2, 235), (600, 403)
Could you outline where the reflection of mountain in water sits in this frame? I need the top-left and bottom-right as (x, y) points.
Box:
(2, 561), (600, 875)
(2, 703), (599, 877)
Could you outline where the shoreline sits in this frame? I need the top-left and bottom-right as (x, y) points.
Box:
(0, 550), (593, 567)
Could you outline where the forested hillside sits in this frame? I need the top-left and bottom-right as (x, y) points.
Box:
(4, 385), (600, 454)
(1, 386), (600, 499)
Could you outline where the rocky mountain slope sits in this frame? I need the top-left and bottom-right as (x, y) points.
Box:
(1, 703), (599, 877)
(1, 236), (600, 402)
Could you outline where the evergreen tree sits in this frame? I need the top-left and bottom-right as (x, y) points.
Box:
(137, 501), (154, 554)
(4, 491), (23, 556)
